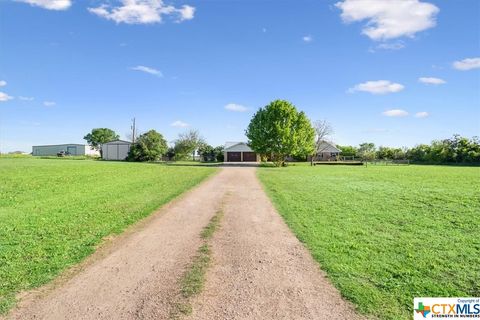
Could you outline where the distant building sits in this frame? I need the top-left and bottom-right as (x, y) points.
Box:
(224, 142), (259, 162)
(311, 141), (342, 161)
(32, 144), (99, 156)
(101, 140), (132, 161)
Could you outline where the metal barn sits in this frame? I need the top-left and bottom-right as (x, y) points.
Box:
(101, 140), (132, 161)
(32, 144), (99, 156)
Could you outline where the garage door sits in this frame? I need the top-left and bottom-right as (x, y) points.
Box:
(227, 152), (241, 162)
(242, 152), (257, 162)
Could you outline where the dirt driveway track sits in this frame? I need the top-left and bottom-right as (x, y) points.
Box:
(7, 167), (362, 320)
(185, 167), (362, 320)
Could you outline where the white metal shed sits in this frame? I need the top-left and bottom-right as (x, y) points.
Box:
(102, 140), (132, 161)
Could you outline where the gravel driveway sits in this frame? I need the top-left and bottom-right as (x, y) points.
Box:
(6, 167), (361, 320)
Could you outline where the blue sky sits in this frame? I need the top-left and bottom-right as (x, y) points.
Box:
(0, 0), (479, 152)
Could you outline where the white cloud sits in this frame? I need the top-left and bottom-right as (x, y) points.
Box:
(418, 77), (446, 85)
(415, 111), (429, 118)
(171, 120), (189, 128)
(131, 65), (163, 77)
(0, 80), (6, 87)
(0, 92), (14, 102)
(302, 35), (313, 43)
(348, 80), (404, 94)
(382, 109), (409, 117)
(43, 101), (56, 107)
(453, 57), (480, 71)
(177, 5), (195, 21)
(225, 103), (248, 112)
(335, 0), (439, 41)
(88, 0), (195, 24)
(16, 0), (72, 10)
(19, 96), (35, 101)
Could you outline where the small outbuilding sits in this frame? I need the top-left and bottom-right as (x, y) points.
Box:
(101, 140), (132, 161)
(32, 144), (99, 156)
(224, 142), (259, 162)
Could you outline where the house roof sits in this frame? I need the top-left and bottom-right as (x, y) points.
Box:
(224, 142), (254, 152)
(225, 141), (241, 148)
(317, 140), (341, 153)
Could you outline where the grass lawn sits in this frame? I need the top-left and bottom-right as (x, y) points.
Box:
(0, 157), (217, 313)
(258, 164), (480, 320)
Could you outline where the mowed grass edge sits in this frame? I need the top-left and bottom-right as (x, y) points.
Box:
(0, 158), (217, 313)
(257, 164), (480, 320)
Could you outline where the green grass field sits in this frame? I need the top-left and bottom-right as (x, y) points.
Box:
(0, 157), (216, 313)
(258, 165), (480, 320)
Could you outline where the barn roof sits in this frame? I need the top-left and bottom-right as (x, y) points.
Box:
(32, 143), (86, 147)
(103, 140), (132, 145)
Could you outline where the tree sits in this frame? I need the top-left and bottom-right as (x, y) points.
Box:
(166, 147), (176, 161)
(407, 144), (431, 162)
(84, 128), (119, 157)
(127, 130), (167, 162)
(357, 142), (376, 161)
(214, 145), (225, 162)
(173, 129), (205, 161)
(198, 144), (215, 162)
(337, 145), (357, 157)
(311, 120), (333, 165)
(198, 144), (225, 162)
(246, 100), (315, 167)
(406, 135), (480, 164)
(376, 146), (395, 160)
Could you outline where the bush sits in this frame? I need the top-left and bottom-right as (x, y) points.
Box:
(127, 130), (168, 162)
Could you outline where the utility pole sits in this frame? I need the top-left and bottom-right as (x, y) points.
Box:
(131, 118), (136, 143)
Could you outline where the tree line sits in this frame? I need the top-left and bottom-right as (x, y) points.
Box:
(338, 135), (480, 164)
(245, 100), (480, 165)
(83, 100), (479, 165)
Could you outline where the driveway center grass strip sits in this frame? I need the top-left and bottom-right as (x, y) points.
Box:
(172, 209), (223, 319)
(257, 164), (480, 320)
(0, 157), (217, 314)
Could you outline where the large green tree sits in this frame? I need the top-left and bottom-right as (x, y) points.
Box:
(127, 130), (168, 162)
(246, 100), (315, 166)
(84, 128), (119, 157)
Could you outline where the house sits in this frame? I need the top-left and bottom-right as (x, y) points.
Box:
(101, 140), (132, 161)
(32, 144), (99, 156)
(312, 141), (342, 161)
(224, 142), (259, 162)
